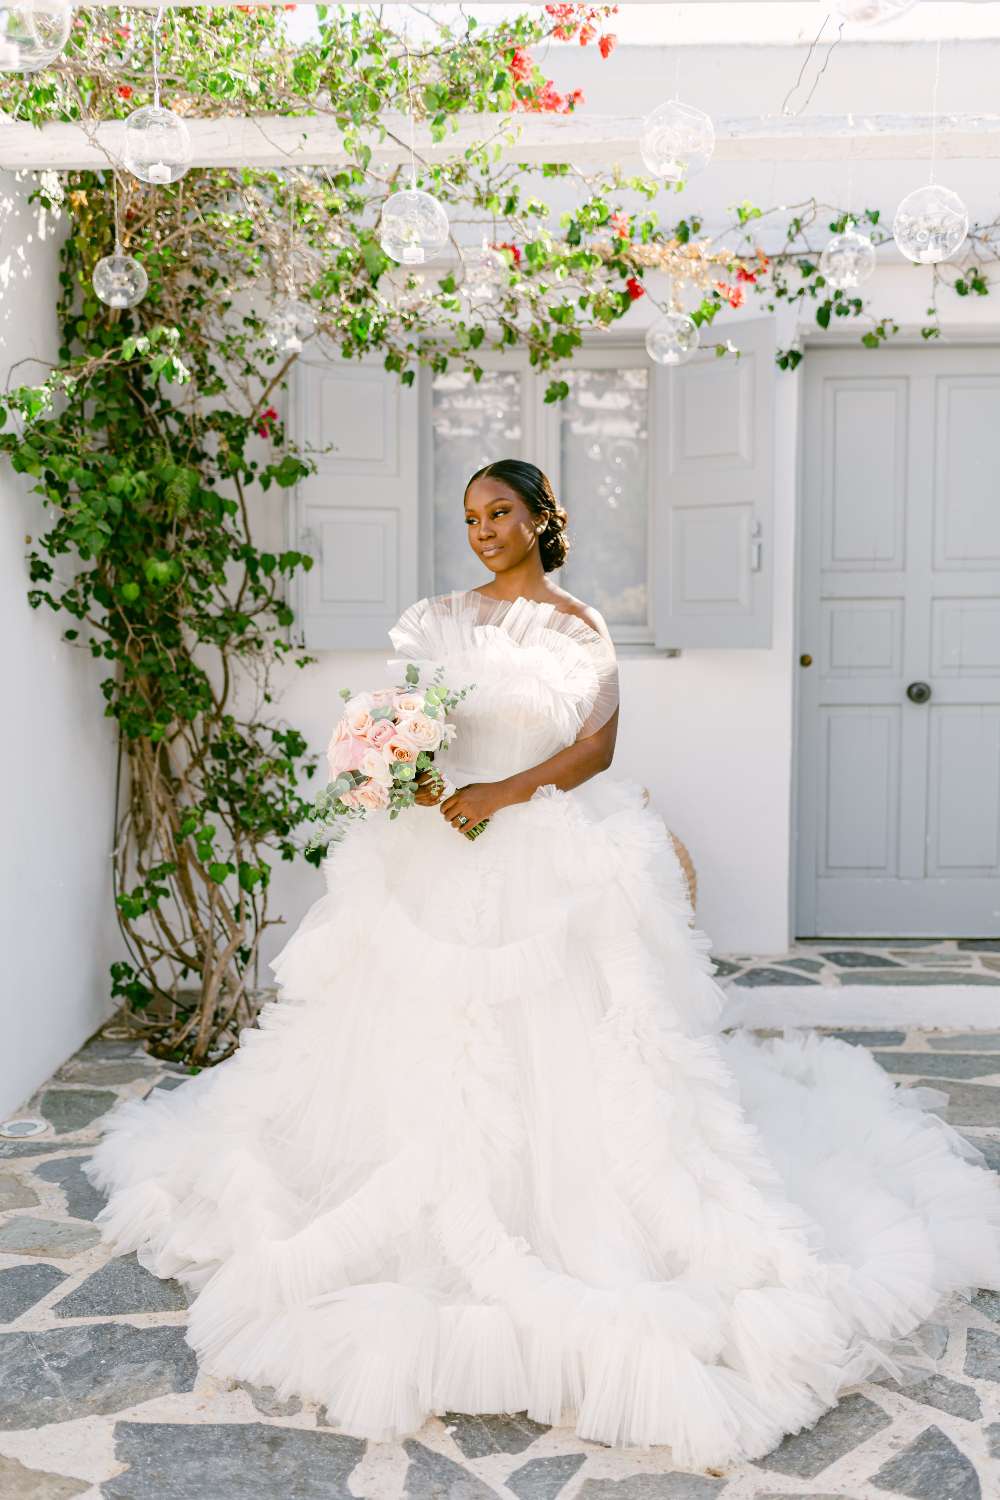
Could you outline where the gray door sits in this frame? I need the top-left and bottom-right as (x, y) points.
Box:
(797, 347), (1000, 937)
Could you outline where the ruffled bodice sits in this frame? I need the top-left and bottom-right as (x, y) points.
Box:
(387, 590), (619, 783)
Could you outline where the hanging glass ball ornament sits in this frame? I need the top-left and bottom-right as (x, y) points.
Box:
(0, 1), (72, 73)
(379, 186), (449, 265)
(376, 268), (430, 316)
(462, 239), (507, 307)
(830, 0), (918, 25)
(264, 299), (316, 355)
(645, 311), (700, 367)
(92, 244), (148, 309)
(638, 100), (715, 183)
(122, 104), (191, 186)
(819, 223), (877, 289)
(893, 184), (968, 265)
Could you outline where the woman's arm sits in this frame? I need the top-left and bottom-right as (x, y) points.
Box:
(435, 708), (618, 831)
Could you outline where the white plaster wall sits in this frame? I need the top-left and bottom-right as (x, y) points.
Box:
(251, 252), (1000, 968)
(0, 175), (120, 1116)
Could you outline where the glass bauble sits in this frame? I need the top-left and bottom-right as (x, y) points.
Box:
(92, 248), (148, 309)
(893, 184), (968, 265)
(264, 299), (316, 355)
(830, 0), (918, 24)
(0, 1), (71, 73)
(123, 104), (192, 185)
(819, 225), (877, 289)
(376, 268), (430, 316)
(645, 311), (700, 367)
(638, 99), (715, 183)
(380, 187), (449, 265)
(462, 240), (507, 306)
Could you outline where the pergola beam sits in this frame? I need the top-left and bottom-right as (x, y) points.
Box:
(4, 111), (1000, 171)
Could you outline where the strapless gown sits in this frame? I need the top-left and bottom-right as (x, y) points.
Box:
(83, 589), (1000, 1468)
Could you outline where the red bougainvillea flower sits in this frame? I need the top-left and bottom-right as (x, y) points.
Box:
(579, 22), (596, 44)
(256, 406), (279, 437)
(117, 85), (133, 100)
(625, 276), (645, 301)
(717, 281), (745, 309)
(609, 210), (631, 239)
(736, 266), (757, 284)
(598, 33), (617, 58)
(517, 78), (583, 113)
(509, 48), (534, 82)
(492, 241), (522, 266)
(757, 250), (771, 272)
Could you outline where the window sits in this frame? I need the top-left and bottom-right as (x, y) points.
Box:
(291, 322), (774, 652)
(428, 349), (653, 643)
(430, 368), (522, 595)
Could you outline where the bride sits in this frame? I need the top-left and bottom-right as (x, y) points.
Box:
(84, 458), (1000, 1468)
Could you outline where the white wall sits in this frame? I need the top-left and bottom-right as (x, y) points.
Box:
(0, 175), (120, 1116)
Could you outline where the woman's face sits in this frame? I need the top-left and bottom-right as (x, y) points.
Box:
(463, 477), (542, 576)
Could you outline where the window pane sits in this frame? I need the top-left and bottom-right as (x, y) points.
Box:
(558, 368), (649, 630)
(432, 370), (522, 594)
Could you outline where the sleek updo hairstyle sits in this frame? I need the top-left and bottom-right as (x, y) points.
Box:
(465, 459), (569, 573)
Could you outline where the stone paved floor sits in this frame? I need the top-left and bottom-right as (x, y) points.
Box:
(715, 938), (1000, 989)
(1, 1021), (999, 1499)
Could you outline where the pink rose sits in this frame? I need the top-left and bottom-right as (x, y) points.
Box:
(366, 718), (397, 749)
(327, 733), (367, 777)
(370, 689), (395, 708)
(384, 735), (418, 765)
(355, 780), (390, 811)
(338, 787), (363, 810)
(345, 705), (373, 738)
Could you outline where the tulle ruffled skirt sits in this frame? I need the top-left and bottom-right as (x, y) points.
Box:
(83, 774), (1000, 1467)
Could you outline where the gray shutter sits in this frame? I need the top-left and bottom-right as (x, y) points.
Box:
(291, 356), (419, 649)
(652, 316), (775, 649)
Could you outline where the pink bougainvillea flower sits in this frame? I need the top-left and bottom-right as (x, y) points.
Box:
(717, 281), (745, 309)
(509, 47), (534, 82)
(609, 211), (631, 240)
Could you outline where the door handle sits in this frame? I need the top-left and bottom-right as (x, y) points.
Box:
(906, 681), (932, 704)
(750, 520), (763, 573)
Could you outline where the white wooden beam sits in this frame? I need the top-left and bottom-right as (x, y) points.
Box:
(3, 110), (1000, 172)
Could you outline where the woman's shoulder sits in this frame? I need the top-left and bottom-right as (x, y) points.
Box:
(544, 590), (612, 644)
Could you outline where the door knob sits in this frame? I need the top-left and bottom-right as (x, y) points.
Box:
(906, 681), (932, 704)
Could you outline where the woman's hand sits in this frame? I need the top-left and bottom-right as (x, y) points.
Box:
(439, 781), (507, 834)
(413, 769), (449, 807)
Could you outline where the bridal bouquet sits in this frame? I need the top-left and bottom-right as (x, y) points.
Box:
(307, 664), (482, 851)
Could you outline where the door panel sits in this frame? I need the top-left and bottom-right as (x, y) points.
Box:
(797, 347), (1000, 936)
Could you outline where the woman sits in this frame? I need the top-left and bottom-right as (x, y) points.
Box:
(84, 459), (1000, 1468)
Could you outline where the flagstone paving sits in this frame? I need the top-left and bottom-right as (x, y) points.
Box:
(723, 940), (1000, 990)
(0, 1019), (998, 1498)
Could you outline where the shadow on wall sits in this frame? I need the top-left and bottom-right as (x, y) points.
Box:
(0, 170), (122, 1118)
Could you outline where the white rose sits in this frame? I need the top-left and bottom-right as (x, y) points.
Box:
(393, 691), (425, 715)
(396, 711), (442, 751)
(360, 749), (393, 787)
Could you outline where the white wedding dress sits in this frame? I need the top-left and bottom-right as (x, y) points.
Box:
(84, 589), (1000, 1468)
